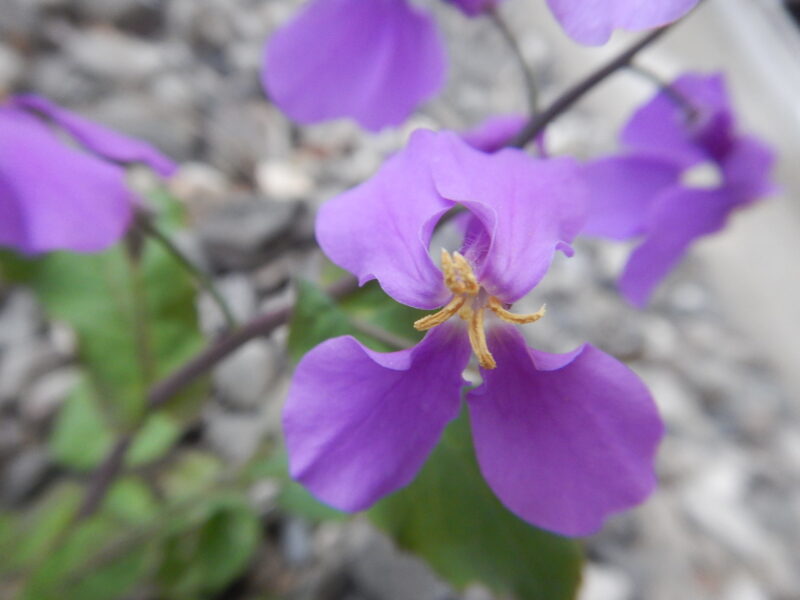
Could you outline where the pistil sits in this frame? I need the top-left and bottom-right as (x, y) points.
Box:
(413, 249), (545, 370)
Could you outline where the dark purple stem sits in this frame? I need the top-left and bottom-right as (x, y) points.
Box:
(509, 26), (672, 149)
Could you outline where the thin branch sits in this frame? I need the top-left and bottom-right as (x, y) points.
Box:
(137, 216), (238, 332)
(509, 26), (673, 149)
(626, 63), (700, 122)
(489, 7), (539, 117)
(75, 275), (359, 520)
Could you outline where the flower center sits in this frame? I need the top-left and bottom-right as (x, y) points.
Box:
(413, 249), (545, 370)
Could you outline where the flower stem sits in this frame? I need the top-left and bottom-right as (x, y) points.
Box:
(489, 7), (539, 118)
(136, 216), (238, 332)
(509, 26), (674, 149)
(626, 63), (700, 122)
(75, 274), (360, 521)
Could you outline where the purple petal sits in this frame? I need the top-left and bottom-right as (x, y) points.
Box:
(283, 323), (471, 512)
(619, 187), (735, 307)
(0, 106), (134, 255)
(467, 325), (663, 536)
(721, 135), (776, 203)
(461, 114), (527, 154)
(442, 0), (505, 18)
(12, 95), (177, 177)
(621, 73), (730, 167)
(546, 0), (699, 46)
(262, 0), (446, 131)
(582, 155), (681, 240)
(431, 134), (586, 302)
(316, 130), (453, 309)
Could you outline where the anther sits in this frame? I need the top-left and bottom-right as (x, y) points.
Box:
(451, 252), (480, 295)
(488, 297), (546, 325)
(414, 296), (466, 331)
(468, 308), (496, 370)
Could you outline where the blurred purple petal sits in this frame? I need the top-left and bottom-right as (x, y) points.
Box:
(283, 324), (471, 512)
(442, 0), (505, 18)
(461, 114), (527, 154)
(722, 136), (776, 202)
(546, 0), (699, 45)
(619, 187), (734, 307)
(621, 73), (729, 167)
(262, 0), (446, 131)
(316, 130), (453, 309)
(0, 107), (133, 254)
(467, 326), (662, 536)
(12, 94), (177, 177)
(431, 135), (586, 302)
(582, 155), (681, 240)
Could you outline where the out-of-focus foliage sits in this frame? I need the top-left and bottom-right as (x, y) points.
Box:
(0, 194), (263, 599)
(371, 411), (584, 600)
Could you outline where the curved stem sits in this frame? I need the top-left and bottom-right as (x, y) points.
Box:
(76, 275), (359, 521)
(489, 7), (539, 118)
(137, 217), (238, 332)
(509, 26), (673, 149)
(626, 63), (700, 122)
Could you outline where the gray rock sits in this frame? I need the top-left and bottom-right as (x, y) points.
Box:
(0, 340), (63, 406)
(0, 44), (24, 93)
(579, 564), (633, 600)
(345, 521), (454, 600)
(203, 404), (269, 464)
(281, 517), (313, 567)
(80, 94), (197, 161)
(198, 272), (257, 335)
(1, 449), (52, 506)
(64, 27), (164, 83)
(20, 368), (80, 425)
(213, 340), (279, 410)
(205, 102), (279, 177)
(0, 289), (42, 348)
(198, 197), (302, 270)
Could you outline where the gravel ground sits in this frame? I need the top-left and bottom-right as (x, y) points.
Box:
(1, 1), (799, 599)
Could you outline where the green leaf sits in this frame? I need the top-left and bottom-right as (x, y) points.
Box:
(287, 279), (424, 364)
(0, 231), (205, 424)
(22, 515), (157, 600)
(0, 483), (82, 573)
(50, 382), (183, 471)
(369, 411), (584, 600)
(49, 383), (114, 471)
(339, 280), (426, 342)
(157, 495), (260, 598)
(105, 478), (159, 524)
(287, 279), (353, 363)
(160, 451), (223, 503)
(251, 448), (345, 523)
(127, 413), (182, 467)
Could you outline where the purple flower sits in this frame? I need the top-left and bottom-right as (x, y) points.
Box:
(0, 95), (176, 255)
(583, 73), (775, 307)
(284, 130), (663, 536)
(262, 0), (503, 132)
(461, 114), (527, 153)
(443, 0), (504, 17)
(546, 0), (700, 45)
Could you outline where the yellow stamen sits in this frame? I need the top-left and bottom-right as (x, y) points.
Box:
(488, 297), (546, 325)
(451, 251), (480, 295)
(467, 307), (496, 370)
(413, 250), (544, 369)
(414, 296), (466, 331)
(441, 249), (479, 296)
